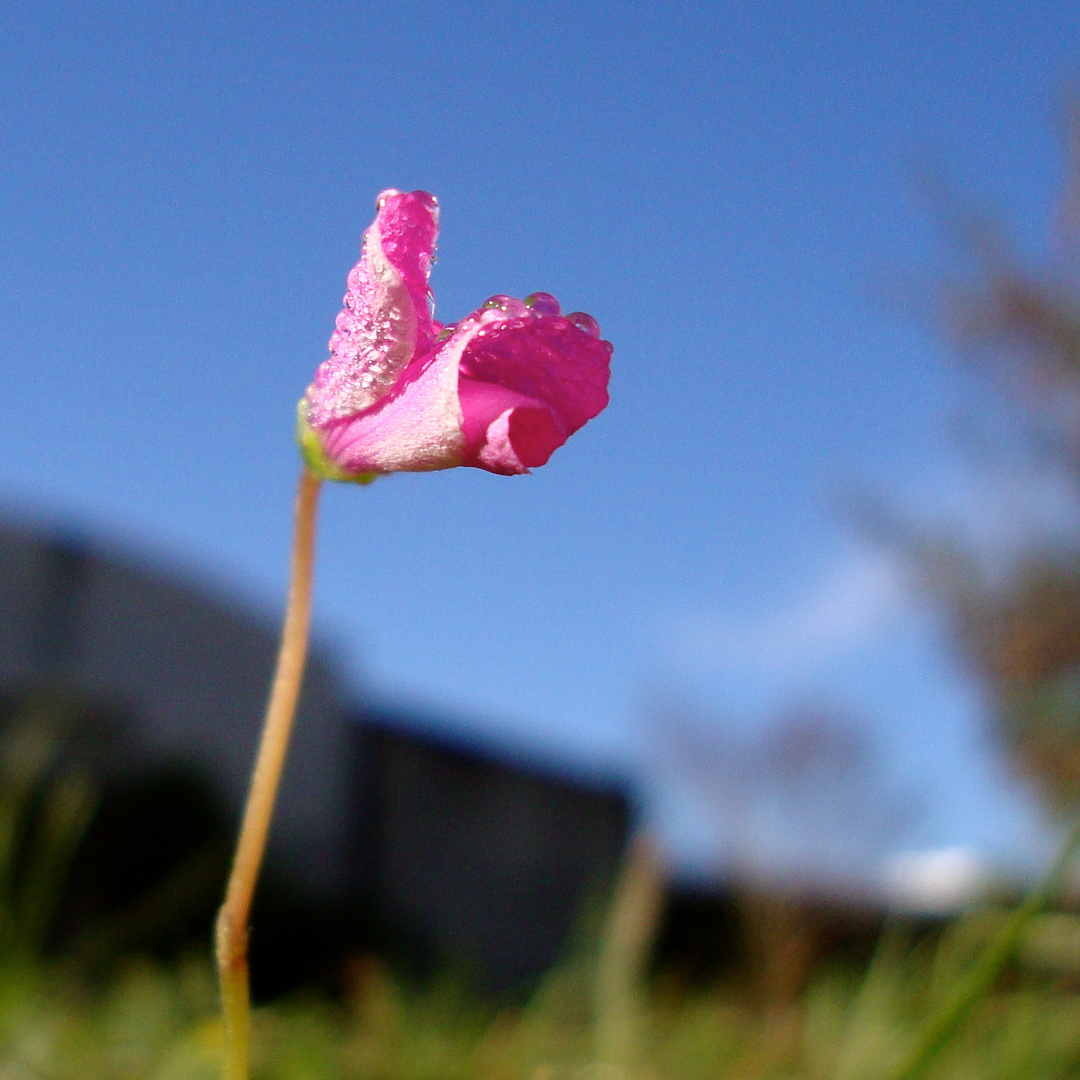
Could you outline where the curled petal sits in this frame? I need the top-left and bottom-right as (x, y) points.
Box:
(305, 190), (439, 426)
(450, 299), (611, 474)
(458, 378), (567, 474)
(456, 302), (612, 438)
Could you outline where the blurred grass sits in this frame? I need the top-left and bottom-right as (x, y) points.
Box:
(3, 699), (1080, 1078)
(1, 913), (1080, 1079)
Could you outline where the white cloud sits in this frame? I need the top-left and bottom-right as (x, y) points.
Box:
(668, 550), (910, 681)
(884, 846), (989, 913)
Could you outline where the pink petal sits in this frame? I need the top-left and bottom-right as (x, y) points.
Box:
(305, 190), (439, 427)
(458, 377), (568, 474)
(374, 189), (440, 354)
(313, 326), (466, 475)
(309, 296), (612, 477)
(456, 301), (612, 438)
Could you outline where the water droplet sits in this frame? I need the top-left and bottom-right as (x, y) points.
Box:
(567, 312), (600, 338)
(524, 292), (560, 316)
(483, 295), (514, 310)
(436, 324), (456, 342)
(375, 188), (400, 210)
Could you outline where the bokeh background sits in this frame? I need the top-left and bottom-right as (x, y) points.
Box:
(2, 0), (1079, 905)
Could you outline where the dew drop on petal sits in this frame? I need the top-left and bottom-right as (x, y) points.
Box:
(483, 295), (514, 310)
(566, 312), (601, 338)
(499, 297), (528, 317)
(524, 292), (561, 316)
(436, 324), (456, 342)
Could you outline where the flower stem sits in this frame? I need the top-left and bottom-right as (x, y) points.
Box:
(216, 467), (322, 1080)
(880, 812), (1080, 1080)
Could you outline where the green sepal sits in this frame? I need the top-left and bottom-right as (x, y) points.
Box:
(295, 400), (379, 486)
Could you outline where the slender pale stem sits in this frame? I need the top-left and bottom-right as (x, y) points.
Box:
(216, 467), (322, 1080)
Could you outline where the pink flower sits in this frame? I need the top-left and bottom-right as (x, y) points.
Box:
(299, 190), (612, 481)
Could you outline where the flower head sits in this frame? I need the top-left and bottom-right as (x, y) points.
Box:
(299, 190), (612, 481)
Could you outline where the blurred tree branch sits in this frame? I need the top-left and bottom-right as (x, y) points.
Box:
(871, 107), (1080, 816)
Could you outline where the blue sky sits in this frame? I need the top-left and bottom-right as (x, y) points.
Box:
(2, 0), (1077, 881)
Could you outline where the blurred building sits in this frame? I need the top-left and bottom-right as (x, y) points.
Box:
(0, 512), (351, 897)
(0, 512), (632, 991)
(352, 712), (629, 988)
